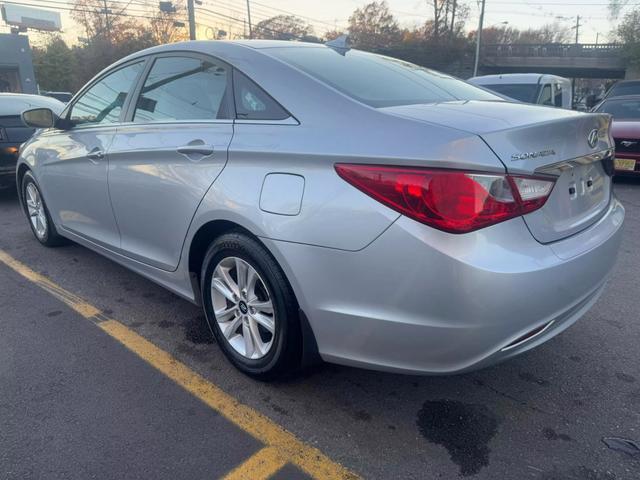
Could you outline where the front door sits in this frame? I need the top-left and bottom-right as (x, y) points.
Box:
(39, 61), (145, 248)
(107, 55), (234, 271)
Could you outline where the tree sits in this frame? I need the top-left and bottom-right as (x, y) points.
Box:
(617, 8), (640, 67)
(32, 36), (76, 92)
(426, 0), (463, 41)
(474, 26), (522, 45)
(469, 23), (571, 44)
(149, 7), (189, 44)
(254, 15), (314, 40)
(70, 0), (156, 88)
(517, 23), (571, 43)
(348, 1), (401, 50)
(71, 0), (145, 45)
(608, 0), (631, 19)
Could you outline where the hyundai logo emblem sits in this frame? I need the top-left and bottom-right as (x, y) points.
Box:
(587, 129), (599, 149)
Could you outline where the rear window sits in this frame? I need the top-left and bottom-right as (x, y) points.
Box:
(608, 82), (640, 98)
(268, 47), (500, 108)
(595, 98), (640, 119)
(482, 84), (540, 103)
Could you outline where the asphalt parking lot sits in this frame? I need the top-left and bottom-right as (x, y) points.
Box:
(1, 180), (639, 480)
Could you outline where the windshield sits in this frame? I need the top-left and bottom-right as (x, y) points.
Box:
(595, 98), (640, 119)
(481, 84), (540, 103)
(268, 47), (501, 108)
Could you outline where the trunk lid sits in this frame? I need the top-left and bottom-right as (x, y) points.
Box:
(382, 101), (614, 243)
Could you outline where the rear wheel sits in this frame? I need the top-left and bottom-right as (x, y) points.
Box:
(201, 232), (302, 380)
(21, 172), (67, 247)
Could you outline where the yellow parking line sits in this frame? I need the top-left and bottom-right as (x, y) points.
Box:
(222, 446), (288, 480)
(0, 249), (359, 480)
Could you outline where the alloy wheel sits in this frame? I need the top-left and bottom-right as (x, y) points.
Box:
(25, 183), (48, 239)
(211, 256), (276, 360)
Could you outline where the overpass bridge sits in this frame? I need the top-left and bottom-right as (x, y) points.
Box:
(480, 43), (629, 79)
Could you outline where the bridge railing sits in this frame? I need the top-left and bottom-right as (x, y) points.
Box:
(484, 43), (623, 58)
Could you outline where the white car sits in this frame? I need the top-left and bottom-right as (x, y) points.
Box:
(468, 74), (572, 109)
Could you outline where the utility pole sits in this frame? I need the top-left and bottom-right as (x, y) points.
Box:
(473, 0), (486, 77)
(575, 15), (581, 44)
(187, 0), (196, 40)
(246, 0), (253, 39)
(102, 0), (112, 45)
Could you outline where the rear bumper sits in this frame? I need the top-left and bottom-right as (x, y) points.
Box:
(263, 197), (625, 375)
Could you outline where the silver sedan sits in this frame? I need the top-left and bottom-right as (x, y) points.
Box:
(17, 40), (624, 379)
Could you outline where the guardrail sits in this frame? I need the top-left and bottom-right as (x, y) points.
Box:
(484, 43), (623, 58)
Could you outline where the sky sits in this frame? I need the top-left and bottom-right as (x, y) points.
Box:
(0, 0), (637, 45)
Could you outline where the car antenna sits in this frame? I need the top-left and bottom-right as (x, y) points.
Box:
(325, 35), (351, 55)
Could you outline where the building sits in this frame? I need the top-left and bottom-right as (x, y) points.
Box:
(0, 33), (37, 94)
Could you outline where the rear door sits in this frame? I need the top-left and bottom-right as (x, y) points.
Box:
(107, 54), (234, 271)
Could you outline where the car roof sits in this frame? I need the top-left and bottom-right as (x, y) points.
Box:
(120, 39), (320, 60)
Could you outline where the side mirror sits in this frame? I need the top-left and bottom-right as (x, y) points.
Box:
(22, 108), (57, 129)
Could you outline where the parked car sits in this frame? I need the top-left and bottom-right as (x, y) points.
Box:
(17, 40), (623, 379)
(593, 95), (640, 176)
(602, 79), (640, 101)
(468, 73), (572, 109)
(41, 91), (73, 103)
(0, 93), (64, 189)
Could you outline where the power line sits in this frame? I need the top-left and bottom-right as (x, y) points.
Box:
(0, 0), (187, 21)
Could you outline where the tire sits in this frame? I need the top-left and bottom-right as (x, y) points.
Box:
(21, 171), (67, 247)
(201, 232), (302, 380)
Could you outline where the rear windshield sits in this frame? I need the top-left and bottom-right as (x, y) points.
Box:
(595, 98), (640, 119)
(268, 47), (500, 108)
(481, 83), (540, 103)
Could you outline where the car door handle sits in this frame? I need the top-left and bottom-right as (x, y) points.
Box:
(87, 149), (105, 162)
(177, 144), (215, 157)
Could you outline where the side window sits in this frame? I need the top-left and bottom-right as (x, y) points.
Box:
(554, 84), (563, 107)
(70, 62), (143, 125)
(539, 84), (553, 106)
(133, 56), (230, 122)
(233, 70), (290, 121)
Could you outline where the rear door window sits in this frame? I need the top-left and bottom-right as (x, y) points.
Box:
(133, 56), (231, 122)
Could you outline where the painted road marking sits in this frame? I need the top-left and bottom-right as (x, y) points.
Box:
(222, 446), (288, 480)
(0, 249), (359, 480)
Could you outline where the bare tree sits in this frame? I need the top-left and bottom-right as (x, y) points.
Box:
(608, 0), (631, 19)
(149, 7), (188, 44)
(425, 0), (465, 41)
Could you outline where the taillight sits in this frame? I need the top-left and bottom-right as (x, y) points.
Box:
(335, 164), (556, 234)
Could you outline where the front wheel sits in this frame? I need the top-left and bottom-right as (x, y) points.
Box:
(201, 232), (302, 380)
(21, 171), (67, 247)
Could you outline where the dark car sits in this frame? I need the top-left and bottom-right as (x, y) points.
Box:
(593, 95), (640, 176)
(0, 93), (64, 189)
(603, 80), (640, 101)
